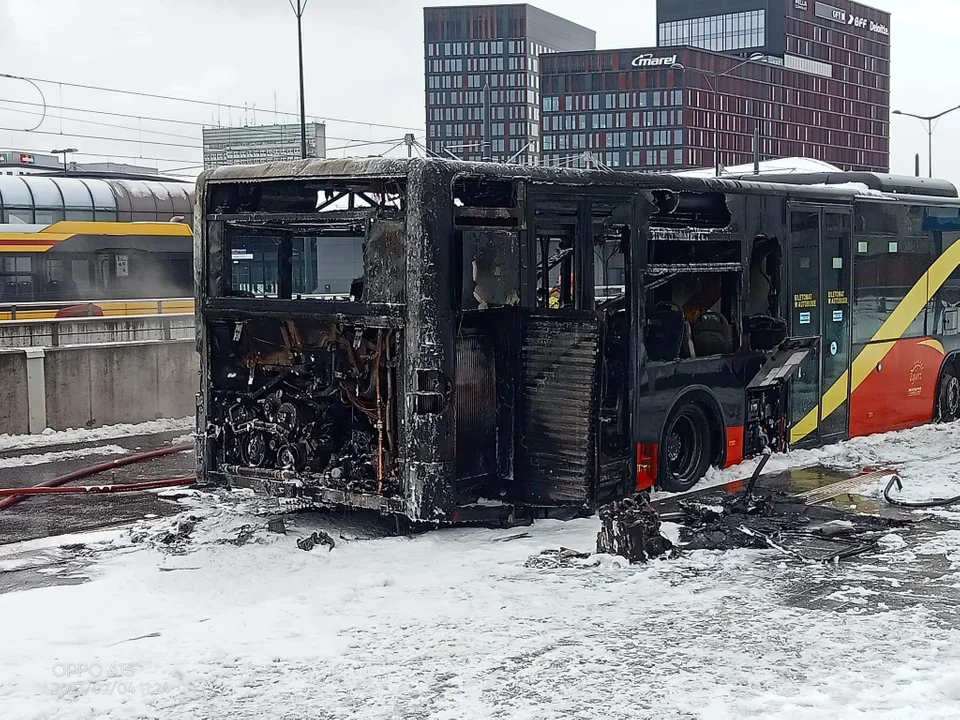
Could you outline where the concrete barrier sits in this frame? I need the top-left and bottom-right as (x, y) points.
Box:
(0, 314), (195, 348)
(0, 350), (30, 435)
(0, 340), (198, 435)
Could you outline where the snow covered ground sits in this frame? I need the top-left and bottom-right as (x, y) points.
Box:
(3, 423), (960, 719)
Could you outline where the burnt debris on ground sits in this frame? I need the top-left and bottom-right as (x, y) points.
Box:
(596, 493), (674, 563)
(675, 489), (907, 563)
(594, 471), (911, 564)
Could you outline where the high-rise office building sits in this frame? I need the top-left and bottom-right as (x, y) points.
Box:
(202, 123), (326, 169)
(424, 4), (596, 163)
(540, 0), (891, 172)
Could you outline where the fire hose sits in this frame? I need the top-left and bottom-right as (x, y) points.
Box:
(883, 474), (960, 509)
(0, 443), (195, 512)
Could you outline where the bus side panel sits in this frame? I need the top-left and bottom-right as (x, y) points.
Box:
(848, 337), (944, 438)
(633, 356), (753, 490)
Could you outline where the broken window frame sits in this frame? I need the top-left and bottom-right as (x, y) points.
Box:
(203, 178), (407, 306)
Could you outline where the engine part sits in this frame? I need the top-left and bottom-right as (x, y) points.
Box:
(208, 321), (399, 496)
(242, 432), (269, 468)
(277, 443), (307, 472)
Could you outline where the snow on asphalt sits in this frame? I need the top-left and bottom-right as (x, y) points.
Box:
(3, 423), (960, 718)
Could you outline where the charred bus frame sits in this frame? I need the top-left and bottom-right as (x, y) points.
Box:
(195, 159), (960, 523)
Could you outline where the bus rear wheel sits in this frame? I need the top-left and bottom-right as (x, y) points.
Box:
(937, 369), (960, 423)
(659, 403), (714, 493)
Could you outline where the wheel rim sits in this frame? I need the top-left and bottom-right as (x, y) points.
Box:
(946, 376), (960, 417)
(665, 414), (702, 483)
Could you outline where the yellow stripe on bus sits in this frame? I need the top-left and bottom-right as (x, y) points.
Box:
(791, 238), (960, 443)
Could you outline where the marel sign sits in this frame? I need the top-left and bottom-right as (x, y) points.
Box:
(632, 53), (679, 68)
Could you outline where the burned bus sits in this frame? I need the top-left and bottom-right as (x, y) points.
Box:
(194, 158), (960, 522)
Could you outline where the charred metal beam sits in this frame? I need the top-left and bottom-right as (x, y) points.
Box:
(317, 192), (348, 211)
(204, 300), (403, 328)
(645, 262), (742, 275)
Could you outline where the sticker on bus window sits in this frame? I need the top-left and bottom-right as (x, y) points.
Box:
(858, 242), (868, 253)
(833, 257), (843, 269)
(830, 341), (838, 356)
(800, 312), (811, 325)
(833, 310), (843, 322)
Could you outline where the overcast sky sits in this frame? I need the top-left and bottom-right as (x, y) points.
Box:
(0, 0), (957, 182)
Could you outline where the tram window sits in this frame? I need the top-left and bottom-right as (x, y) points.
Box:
(37, 259), (69, 301)
(853, 235), (935, 343)
(71, 259), (94, 296)
(2, 257), (31, 273)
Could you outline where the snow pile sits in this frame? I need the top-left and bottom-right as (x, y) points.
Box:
(0, 418), (193, 453)
(0, 444), (128, 469)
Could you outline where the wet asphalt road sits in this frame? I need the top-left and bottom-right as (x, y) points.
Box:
(0, 431), (194, 546)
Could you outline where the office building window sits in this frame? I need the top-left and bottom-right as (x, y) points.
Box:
(658, 9), (766, 52)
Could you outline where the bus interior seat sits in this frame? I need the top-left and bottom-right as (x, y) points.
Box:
(2, 282), (16, 301)
(745, 315), (788, 351)
(692, 312), (735, 356)
(646, 302), (685, 361)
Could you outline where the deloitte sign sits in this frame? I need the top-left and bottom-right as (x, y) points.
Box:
(632, 53), (679, 68)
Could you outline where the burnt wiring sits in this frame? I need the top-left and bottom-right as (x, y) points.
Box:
(212, 320), (398, 495)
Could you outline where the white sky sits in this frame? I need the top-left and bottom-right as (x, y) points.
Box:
(0, 0), (956, 182)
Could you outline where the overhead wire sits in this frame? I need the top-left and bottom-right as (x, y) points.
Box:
(2, 72), (424, 133)
(0, 100), (416, 149)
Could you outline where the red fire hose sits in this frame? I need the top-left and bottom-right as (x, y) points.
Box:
(0, 443), (195, 512)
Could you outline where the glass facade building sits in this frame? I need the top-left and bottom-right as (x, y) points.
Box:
(659, 9), (768, 53)
(424, 4), (596, 164)
(540, 0), (890, 173)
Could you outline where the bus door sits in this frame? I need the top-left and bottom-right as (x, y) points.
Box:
(788, 205), (853, 447)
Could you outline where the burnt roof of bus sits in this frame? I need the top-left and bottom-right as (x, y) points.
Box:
(197, 157), (960, 207)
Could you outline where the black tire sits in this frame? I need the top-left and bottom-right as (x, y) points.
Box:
(658, 402), (715, 493)
(937, 369), (960, 423)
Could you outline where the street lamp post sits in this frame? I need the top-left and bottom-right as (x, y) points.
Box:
(287, 0), (310, 160)
(51, 148), (77, 176)
(672, 53), (765, 177)
(892, 105), (960, 179)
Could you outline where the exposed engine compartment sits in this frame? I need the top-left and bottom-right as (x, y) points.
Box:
(207, 317), (400, 496)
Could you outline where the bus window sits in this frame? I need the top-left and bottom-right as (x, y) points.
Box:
(853, 235), (935, 343)
(226, 234), (281, 299)
(593, 199), (631, 304)
(529, 195), (593, 311)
